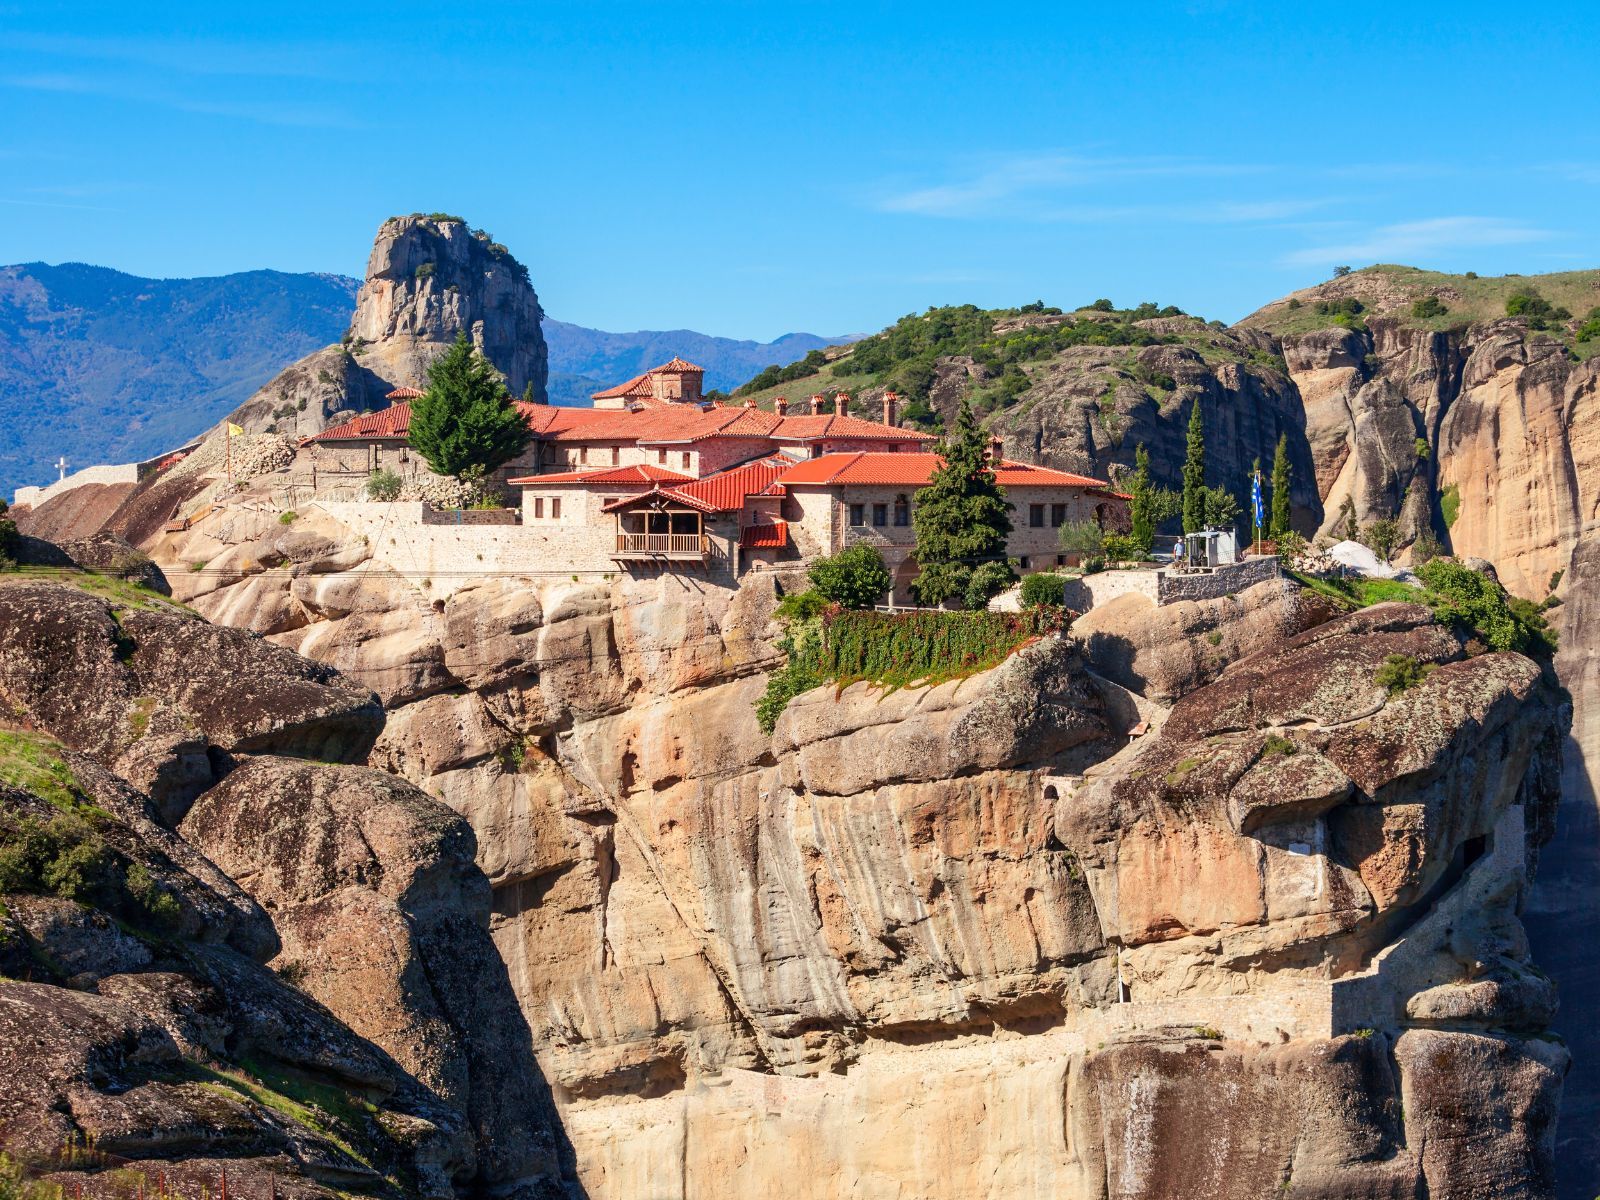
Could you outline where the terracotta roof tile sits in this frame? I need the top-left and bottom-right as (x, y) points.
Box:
(507, 464), (692, 485)
(776, 453), (1109, 489)
(665, 455), (793, 511)
(309, 402), (415, 441)
(385, 386), (424, 400)
(740, 522), (788, 548)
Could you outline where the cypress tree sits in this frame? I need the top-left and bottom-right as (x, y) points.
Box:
(408, 333), (531, 479)
(911, 397), (1014, 607)
(1181, 400), (1206, 533)
(1270, 433), (1292, 537)
(1129, 443), (1155, 552)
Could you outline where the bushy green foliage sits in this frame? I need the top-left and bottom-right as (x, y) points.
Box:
(1100, 533), (1144, 561)
(1414, 558), (1557, 657)
(1576, 307), (1600, 344)
(408, 333), (531, 478)
(1261, 733), (1298, 757)
(1019, 572), (1066, 608)
(963, 560), (1015, 610)
(1274, 530), (1308, 563)
(754, 618), (824, 734)
(1332, 265), (1353, 278)
(736, 349), (831, 395)
(1440, 483), (1461, 528)
(1411, 296), (1449, 319)
(1375, 653), (1434, 696)
(365, 468), (403, 501)
(278, 510), (298, 525)
(1314, 297), (1366, 329)
(1058, 518), (1105, 559)
(911, 398), (1014, 607)
(1505, 289), (1572, 330)
(1361, 518), (1400, 563)
(808, 545), (892, 610)
(775, 589), (827, 622)
(1202, 485), (1240, 531)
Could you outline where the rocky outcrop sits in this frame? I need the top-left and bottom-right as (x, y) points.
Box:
(0, 575), (572, 1199)
(226, 215), (547, 438)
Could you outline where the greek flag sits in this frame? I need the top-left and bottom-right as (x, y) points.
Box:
(1251, 471), (1264, 530)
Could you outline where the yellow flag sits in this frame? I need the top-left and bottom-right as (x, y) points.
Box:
(226, 422), (244, 436)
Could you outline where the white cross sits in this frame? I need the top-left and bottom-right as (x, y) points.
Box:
(54, 456), (69, 481)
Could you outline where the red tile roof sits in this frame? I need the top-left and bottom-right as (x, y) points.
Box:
(776, 453), (1109, 489)
(589, 356), (706, 401)
(308, 402), (415, 441)
(599, 454), (794, 514)
(507, 464), (692, 485)
(768, 413), (934, 444)
(386, 386), (424, 400)
(740, 522), (788, 548)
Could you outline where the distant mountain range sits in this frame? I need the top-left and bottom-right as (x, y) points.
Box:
(0, 262), (851, 493)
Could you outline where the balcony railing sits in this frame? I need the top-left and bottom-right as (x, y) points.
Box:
(613, 531), (709, 559)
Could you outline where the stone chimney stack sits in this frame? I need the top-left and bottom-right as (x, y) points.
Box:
(835, 392), (850, 417)
(744, 397), (758, 409)
(809, 394), (826, 415)
(882, 390), (899, 427)
(987, 436), (1005, 464)
(775, 396), (789, 416)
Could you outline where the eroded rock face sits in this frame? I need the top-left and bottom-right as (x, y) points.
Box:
(226, 215), (547, 438)
(0, 579), (382, 819)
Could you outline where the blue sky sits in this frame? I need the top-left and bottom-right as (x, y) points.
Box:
(1, 1), (1595, 339)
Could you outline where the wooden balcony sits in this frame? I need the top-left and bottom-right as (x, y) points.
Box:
(612, 531), (711, 560)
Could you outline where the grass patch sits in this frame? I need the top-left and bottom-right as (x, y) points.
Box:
(1287, 570), (1424, 610)
(756, 607), (1061, 733)
(1440, 483), (1461, 528)
(1261, 733), (1298, 757)
(1375, 654), (1434, 695)
(185, 1059), (376, 1169)
(0, 731), (88, 812)
(1166, 756), (1203, 784)
(0, 566), (194, 615)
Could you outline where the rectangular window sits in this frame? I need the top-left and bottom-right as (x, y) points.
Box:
(1019, 556), (1031, 570)
(551, 498), (562, 520)
(658, 449), (667, 464)
(682, 452), (692, 470)
(610, 446), (619, 465)
(579, 447), (588, 464)
(1056, 554), (1067, 566)
(849, 503), (866, 527)
(533, 498), (544, 518)
(1051, 503), (1067, 527)
(872, 503), (888, 527)
(1030, 504), (1045, 528)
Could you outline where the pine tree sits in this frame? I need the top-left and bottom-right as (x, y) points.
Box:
(910, 397), (1014, 607)
(1181, 400), (1206, 533)
(408, 333), (530, 479)
(1129, 443), (1155, 552)
(1270, 433), (1292, 537)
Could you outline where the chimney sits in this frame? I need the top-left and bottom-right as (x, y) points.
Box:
(882, 390), (899, 427)
(809, 394), (826, 415)
(835, 391), (850, 416)
(987, 436), (1005, 465)
(775, 396), (789, 415)
(744, 397), (758, 409)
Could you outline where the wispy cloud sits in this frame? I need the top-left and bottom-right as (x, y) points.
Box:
(1281, 217), (1552, 266)
(0, 72), (359, 129)
(875, 153), (1271, 219)
(1539, 162), (1600, 185)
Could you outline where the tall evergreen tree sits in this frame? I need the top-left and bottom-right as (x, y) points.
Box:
(1129, 443), (1155, 552)
(1270, 433), (1292, 537)
(408, 333), (530, 479)
(911, 397), (1014, 607)
(1181, 400), (1207, 533)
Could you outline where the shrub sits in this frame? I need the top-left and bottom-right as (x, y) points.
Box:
(1058, 519), (1105, 559)
(1506, 290), (1572, 331)
(1412, 296), (1448, 319)
(366, 469), (403, 501)
(278, 510), (298, 525)
(1414, 437), (1430, 460)
(1411, 528), (1444, 564)
(1275, 530), (1308, 564)
(1019, 572), (1066, 609)
(1360, 518), (1400, 564)
(1332, 265), (1352, 278)
(414, 261), (435, 280)
(1194, 1025), (1224, 1040)
(1415, 558), (1557, 657)
(106, 549), (153, 581)
(809, 545), (892, 610)
(1261, 733), (1298, 757)
(963, 560), (1016, 610)
(1549, 568), (1565, 594)
(1286, 298), (1302, 310)
(1375, 653), (1433, 696)
(1440, 483), (1461, 528)
(1100, 533), (1143, 562)
(775, 589), (827, 622)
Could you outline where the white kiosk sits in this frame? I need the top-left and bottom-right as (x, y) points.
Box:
(1181, 529), (1238, 571)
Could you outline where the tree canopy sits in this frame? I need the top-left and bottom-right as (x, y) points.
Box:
(1181, 401), (1207, 533)
(408, 333), (530, 479)
(1270, 433), (1292, 537)
(911, 397), (1014, 607)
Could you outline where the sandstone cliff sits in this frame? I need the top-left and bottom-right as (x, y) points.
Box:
(226, 215), (547, 439)
(135, 500), (1572, 1199)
